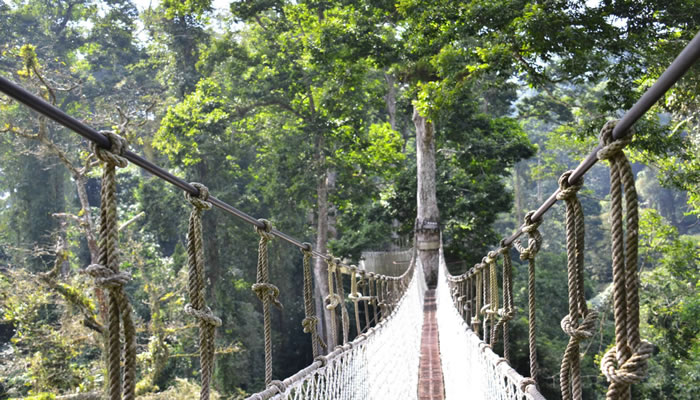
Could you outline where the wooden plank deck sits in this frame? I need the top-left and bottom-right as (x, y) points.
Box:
(418, 289), (445, 400)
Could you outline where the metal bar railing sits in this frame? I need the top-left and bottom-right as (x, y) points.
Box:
(0, 75), (361, 272)
(503, 29), (700, 246)
(2, 29), (698, 256)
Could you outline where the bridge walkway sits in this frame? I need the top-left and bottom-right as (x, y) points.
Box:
(418, 288), (445, 400)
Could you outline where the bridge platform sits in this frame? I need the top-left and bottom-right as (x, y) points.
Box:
(418, 288), (445, 400)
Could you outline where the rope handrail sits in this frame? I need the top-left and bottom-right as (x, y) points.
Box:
(0, 76), (405, 282)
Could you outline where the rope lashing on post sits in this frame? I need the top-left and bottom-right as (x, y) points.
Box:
(253, 219), (283, 386)
(183, 182), (222, 400)
(300, 243), (326, 358)
(596, 121), (653, 400)
(556, 171), (598, 400)
(86, 131), (136, 400)
(496, 242), (515, 363)
(514, 210), (543, 388)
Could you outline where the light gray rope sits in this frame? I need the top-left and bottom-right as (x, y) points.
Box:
(87, 131), (136, 400)
(184, 183), (222, 400)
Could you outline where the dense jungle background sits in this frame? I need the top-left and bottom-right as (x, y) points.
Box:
(0, 0), (698, 399)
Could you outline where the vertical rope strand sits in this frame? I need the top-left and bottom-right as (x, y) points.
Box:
(86, 132), (135, 400)
(557, 171), (597, 400)
(514, 211), (542, 388)
(183, 183), (222, 400)
(597, 121), (653, 400)
(301, 243), (325, 357)
(253, 219), (282, 387)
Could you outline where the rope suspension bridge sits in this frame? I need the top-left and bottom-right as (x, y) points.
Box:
(1, 29), (699, 400)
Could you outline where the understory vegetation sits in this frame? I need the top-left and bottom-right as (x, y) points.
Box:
(0, 0), (698, 399)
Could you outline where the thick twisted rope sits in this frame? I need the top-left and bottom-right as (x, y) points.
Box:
(481, 260), (490, 343)
(348, 267), (363, 336)
(333, 258), (350, 344)
(596, 121), (653, 400)
(87, 131), (136, 400)
(301, 243), (325, 357)
(486, 251), (499, 346)
(556, 171), (597, 400)
(471, 266), (482, 337)
(325, 256), (341, 348)
(253, 219), (282, 386)
(184, 183), (222, 400)
(495, 243), (515, 362)
(514, 210), (542, 387)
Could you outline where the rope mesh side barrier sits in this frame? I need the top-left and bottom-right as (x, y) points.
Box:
(245, 249), (425, 400)
(437, 245), (545, 400)
(1, 28), (697, 400)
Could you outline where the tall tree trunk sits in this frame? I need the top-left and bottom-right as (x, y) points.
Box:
(413, 106), (440, 285)
(312, 130), (332, 350)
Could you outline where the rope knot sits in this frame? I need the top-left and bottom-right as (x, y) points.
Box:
(601, 340), (654, 385)
(314, 355), (328, 367)
(91, 131), (128, 168)
(86, 263), (130, 289)
(325, 293), (342, 310)
(184, 304), (222, 327)
(560, 312), (597, 340)
(255, 219), (274, 240)
(184, 182), (212, 210)
(269, 380), (287, 394)
(556, 170), (583, 201)
(596, 120), (633, 161)
(485, 250), (498, 264)
(253, 282), (283, 309)
(516, 211), (542, 260)
(301, 316), (319, 333)
(519, 377), (537, 392)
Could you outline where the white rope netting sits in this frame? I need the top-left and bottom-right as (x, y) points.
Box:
(246, 254), (426, 400)
(436, 247), (546, 400)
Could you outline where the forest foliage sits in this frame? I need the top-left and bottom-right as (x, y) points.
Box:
(0, 0), (698, 399)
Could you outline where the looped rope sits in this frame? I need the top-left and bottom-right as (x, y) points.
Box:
(254, 218), (281, 386)
(601, 341), (654, 386)
(595, 121), (650, 400)
(184, 182), (212, 210)
(495, 243), (515, 362)
(596, 121), (633, 161)
(300, 243), (325, 356)
(560, 313), (597, 340)
(556, 170), (598, 400)
(515, 210), (542, 388)
(89, 130), (136, 400)
(183, 182), (219, 400)
(269, 380), (287, 395)
(520, 377), (537, 393)
(185, 304), (223, 327)
(514, 211), (542, 260)
(253, 282), (283, 309)
(86, 263), (130, 289)
(91, 131), (128, 168)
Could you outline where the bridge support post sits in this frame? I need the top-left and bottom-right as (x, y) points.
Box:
(414, 106), (440, 285)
